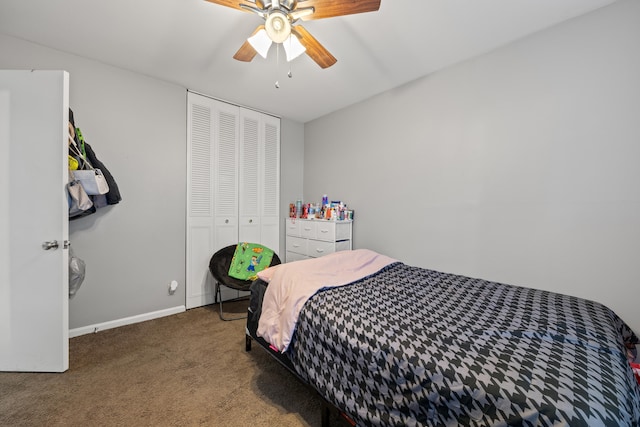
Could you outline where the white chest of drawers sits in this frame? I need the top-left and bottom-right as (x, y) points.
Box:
(285, 218), (353, 262)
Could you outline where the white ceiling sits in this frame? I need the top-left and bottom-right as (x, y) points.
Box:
(0, 0), (617, 123)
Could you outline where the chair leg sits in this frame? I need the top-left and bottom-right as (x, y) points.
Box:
(216, 283), (248, 321)
(214, 281), (220, 304)
(218, 297), (248, 321)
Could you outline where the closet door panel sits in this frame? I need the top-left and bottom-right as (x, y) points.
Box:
(260, 115), (281, 252)
(187, 95), (241, 308)
(213, 102), (240, 249)
(186, 225), (215, 309)
(239, 109), (261, 243)
(186, 94), (216, 309)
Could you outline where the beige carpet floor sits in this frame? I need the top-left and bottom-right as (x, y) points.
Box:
(0, 302), (328, 427)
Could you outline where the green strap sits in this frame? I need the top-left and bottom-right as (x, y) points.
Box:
(75, 127), (87, 159)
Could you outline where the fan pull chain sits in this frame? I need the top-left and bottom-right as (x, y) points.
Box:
(274, 43), (294, 88)
(287, 35), (293, 78)
(275, 44), (281, 89)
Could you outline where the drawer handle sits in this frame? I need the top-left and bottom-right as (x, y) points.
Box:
(320, 229), (328, 233)
(315, 248), (324, 253)
(293, 244), (300, 248)
(304, 227), (312, 231)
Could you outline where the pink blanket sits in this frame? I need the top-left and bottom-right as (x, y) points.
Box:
(256, 249), (397, 352)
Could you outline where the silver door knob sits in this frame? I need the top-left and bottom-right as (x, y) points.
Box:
(42, 240), (59, 250)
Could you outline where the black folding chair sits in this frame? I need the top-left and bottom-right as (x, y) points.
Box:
(209, 244), (281, 321)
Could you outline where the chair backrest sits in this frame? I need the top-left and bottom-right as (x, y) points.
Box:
(209, 244), (281, 291)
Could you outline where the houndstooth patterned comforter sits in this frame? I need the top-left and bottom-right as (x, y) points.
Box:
(287, 262), (640, 426)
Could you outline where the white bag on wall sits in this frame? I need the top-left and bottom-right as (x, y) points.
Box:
(72, 168), (109, 195)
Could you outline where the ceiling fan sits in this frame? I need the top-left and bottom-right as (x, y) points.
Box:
(204, 0), (382, 69)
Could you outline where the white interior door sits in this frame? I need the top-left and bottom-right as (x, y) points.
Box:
(0, 70), (69, 372)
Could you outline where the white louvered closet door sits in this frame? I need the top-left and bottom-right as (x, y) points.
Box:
(260, 114), (281, 252)
(239, 109), (261, 244)
(239, 110), (280, 252)
(187, 91), (280, 309)
(213, 102), (240, 249)
(187, 93), (239, 309)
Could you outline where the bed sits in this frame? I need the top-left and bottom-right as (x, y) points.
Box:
(245, 249), (640, 426)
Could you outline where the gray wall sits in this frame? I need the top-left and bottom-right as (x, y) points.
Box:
(279, 119), (305, 255)
(0, 34), (305, 330)
(304, 1), (640, 333)
(0, 34), (187, 329)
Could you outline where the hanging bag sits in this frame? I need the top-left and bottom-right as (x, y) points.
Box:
(72, 168), (110, 195)
(69, 127), (109, 195)
(67, 169), (93, 216)
(68, 246), (86, 298)
(68, 155), (79, 170)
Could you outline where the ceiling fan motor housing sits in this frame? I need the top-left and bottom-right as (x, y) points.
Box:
(265, 10), (291, 43)
(258, 0), (297, 12)
(280, 0), (297, 11)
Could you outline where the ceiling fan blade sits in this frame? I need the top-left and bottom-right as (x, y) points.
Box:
(239, 3), (267, 18)
(291, 25), (337, 69)
(203, 0), (254, 13)
(233, 40), (258, 62)
(297, 0), (381, 20)
(289, 7), (315, 20)
(233, 25), (265, 62)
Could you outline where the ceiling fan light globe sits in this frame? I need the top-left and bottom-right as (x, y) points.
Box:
(265, 11), (291, 43)
(247, 29), (273, 59)
(283, 34), (306, 62)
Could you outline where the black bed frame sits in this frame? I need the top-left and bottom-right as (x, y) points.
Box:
(245, 310), (355, 427)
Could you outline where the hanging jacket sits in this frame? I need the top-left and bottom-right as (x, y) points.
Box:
(83, 141), (122, 205)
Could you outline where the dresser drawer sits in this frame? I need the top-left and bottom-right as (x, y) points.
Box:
(307, 239), (338, 257)
(335, 240), (351, 252)
(286, 235), (307, 255)
(315, 221), (336, 242)
(285, 219), (301, 237)
(335, 221), (352, 241)
(300, 221), (317, 239)
(286, 251), (309, 262)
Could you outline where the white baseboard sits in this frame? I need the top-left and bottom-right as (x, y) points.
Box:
(69, 305), (186, 338)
